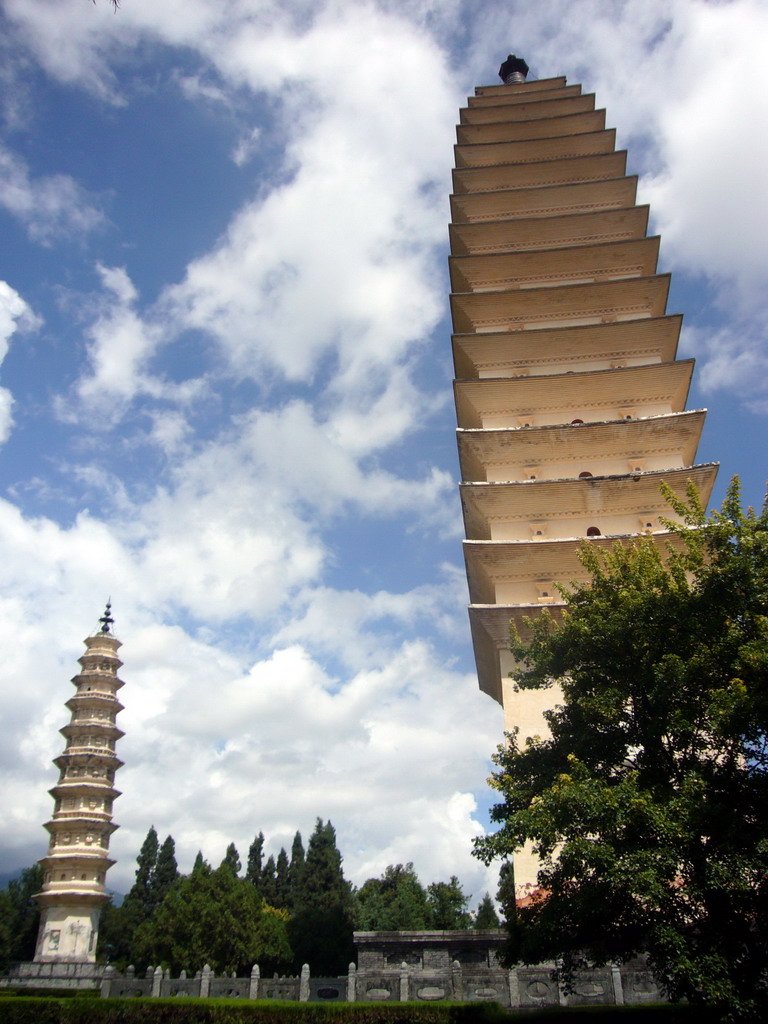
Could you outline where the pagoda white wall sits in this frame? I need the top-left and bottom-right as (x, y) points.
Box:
(35, 904), (101, 962)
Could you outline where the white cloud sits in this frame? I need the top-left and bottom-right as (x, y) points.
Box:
(4, 0), (768, 914)
(0, 281), (41, 444)
(231, 126), (262, 167)
(65, 264), (205, 424)
(0, 144), (104, 243)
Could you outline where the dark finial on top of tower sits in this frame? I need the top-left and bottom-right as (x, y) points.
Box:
(99, 600), (114, 634)
(499, 54), (529, 85)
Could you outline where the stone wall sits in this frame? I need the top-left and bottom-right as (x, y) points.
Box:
(1, 930), (663, 1006)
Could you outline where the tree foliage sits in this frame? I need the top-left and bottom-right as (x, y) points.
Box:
(475, 480), (768, 1019)
(220, 842), (241, 877)
(473, 893), (500, 930)
(356, 863), (430, 930)
(0, 865), (42, 966)
(289, 819), (355, 974)
(132, 862), (292, 974)
(426, 876), (472, 930)
(246, 832), (264, 890)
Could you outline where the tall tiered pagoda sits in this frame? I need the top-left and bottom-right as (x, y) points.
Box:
(451, 60), (718, 889)
(33, 604), (124, 962)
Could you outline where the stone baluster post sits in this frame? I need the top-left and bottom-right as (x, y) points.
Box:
(346, 962), (356, 1002)
(508, 967), (520, 1008)
(611, 964), (624, 1005)
(399, 961), (409, 1002)
(299, 963), (310, 1002)
(249, 964), (260, 1000)
(200, 964), (212, 999)
(151, 965), (162, 997)
(451, 959), (462, 1000)
(100, 965), (114, 998)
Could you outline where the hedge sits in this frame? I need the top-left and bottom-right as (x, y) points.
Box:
(0, 999), (727, 1024)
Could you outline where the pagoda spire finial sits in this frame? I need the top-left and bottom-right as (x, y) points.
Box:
(498, 54), (529, 84)
(98, 600), (114, 635)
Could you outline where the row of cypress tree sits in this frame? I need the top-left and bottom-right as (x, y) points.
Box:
(97, 818), (502, 976)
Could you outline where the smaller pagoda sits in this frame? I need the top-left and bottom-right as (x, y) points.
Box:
(34, 604), (124, 962)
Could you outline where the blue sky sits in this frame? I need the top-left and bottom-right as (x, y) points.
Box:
(1, 0), (767, 905)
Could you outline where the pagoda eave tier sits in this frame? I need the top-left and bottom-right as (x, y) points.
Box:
(59, 725), (125, 742)
(45, 815), (119, 831)
(468, 603), (567, 703)
(452, 315), (681, 379)
(454, 359), (693, 429)
(457, 409), (707, 481)
(449, 236), (660, 294)
(65, 698), (124, 716)
(34, 890), (111, 908)
(459, 93), (596, 125)
(452, 151), (628, 195)
(450, 180), (640, 226)
(54, 754), (124, 772)
(449, 205), (647, 258)
(460, 463), (718, 540)
(50, 781), (121, 797)
(467, 81), (578, 107)
(455, 128), (617, 169)
(474, 77), (569, 97)
(463, 530), (688, 605)
(450, 275), (670, 334)
(456, 108), (607, 146)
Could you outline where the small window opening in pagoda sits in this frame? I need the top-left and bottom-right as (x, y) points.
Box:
(586, 526), (602, 537)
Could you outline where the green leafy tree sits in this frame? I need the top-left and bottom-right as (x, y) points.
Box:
(355, 863), (430, 930)
(289, 819), (355, 973)
(0, 866), (42, 965)
(246, 832), (265, 890)
(475, 480), (768, 1019)
(473, 893), (500, 929)
(132, 863), (292, 973)
(426, 876), (472, 929)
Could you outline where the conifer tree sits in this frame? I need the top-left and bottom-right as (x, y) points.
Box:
(274, 848), (290, 909)
(98, 826), (159, 964)
(473, 893), (501, 929)
(287, 830), (305, 907)
(132, 862), (292, 974)
(129, 825), (159, 915)
(261, 854), (278, 906)
(496, 861), (516, 925)
(221, 842), (241, 876)
(427, 876), (472, 929)
(152, 835), (178, 909)
(192, 850), (211, 876)
(289, 819), (354, 973)
(246, 832), (265, 889)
